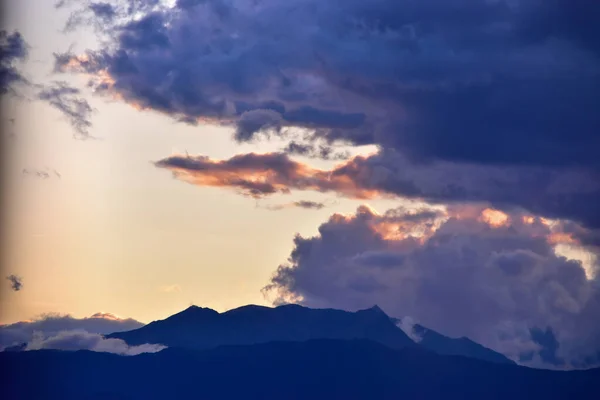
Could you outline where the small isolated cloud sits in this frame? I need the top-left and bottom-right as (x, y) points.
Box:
(159, 284), (181, 293)
(0, 312), (143, 351)
(25, 329), (165, 355)
(263, 200), (327, 211)
(38, 81), (94, 138)
(396, 316), (423, 343)
(6, 275), (23, 291)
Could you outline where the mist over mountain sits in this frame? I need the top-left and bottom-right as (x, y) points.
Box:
(393, 317), (515, 365)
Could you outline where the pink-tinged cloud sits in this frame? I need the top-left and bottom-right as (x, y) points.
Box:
(155, 150), (600, 233)
(263, 205), (600, 369)
(154, 152), (380, 199)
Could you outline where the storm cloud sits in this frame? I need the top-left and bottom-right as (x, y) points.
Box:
(263, 205), (600, 369)
(55, 0), (600, 167)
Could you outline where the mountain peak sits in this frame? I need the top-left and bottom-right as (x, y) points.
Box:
(362, 305), (387, 316)
(169, 305), (220, 321)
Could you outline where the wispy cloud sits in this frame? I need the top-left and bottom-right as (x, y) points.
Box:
(0, 30), (28, 94)
(159, 284), (181, 293)
(38, 81), (95, 138)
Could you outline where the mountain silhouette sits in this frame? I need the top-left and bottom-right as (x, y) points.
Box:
(392, 317), (514, 365)
(2, 339), (599, 400)
(108, 304), (415, 350)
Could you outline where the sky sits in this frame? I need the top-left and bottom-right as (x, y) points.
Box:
(1, 0), (600, 369)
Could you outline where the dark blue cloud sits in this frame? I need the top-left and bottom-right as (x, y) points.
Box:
(56, 1), (600, 231)
(0, 31), (28, 94)
(56, 0), (599, 168)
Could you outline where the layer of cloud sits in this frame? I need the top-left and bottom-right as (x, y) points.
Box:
(6, 275), (23, 291)
(0, 312), (143, 350)
(55, 0), (600, 168)
(0, 30), (28, 94)
(155, 150), (600, 232)
(263, 205), (600, 369)
(25, 329), (165, 355)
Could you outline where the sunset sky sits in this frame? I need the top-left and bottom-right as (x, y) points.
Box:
(1, 0), (599, 368)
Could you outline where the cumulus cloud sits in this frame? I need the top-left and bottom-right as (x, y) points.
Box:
(25, 329), (165, 355)
(38, 81), (95, 138)
(0, 30), (28, 94)
(263, 205), (600, 369)
(54, 0), (600, 169)
(0, 312), (143, 351)
(6, 275), (23, 291)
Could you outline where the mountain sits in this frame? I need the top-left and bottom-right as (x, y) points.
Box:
(2, 339), (599, 400)
(394, 318), (515, 365)
(108, 304), (414, 350)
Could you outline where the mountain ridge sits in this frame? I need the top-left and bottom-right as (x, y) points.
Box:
(2, 338), (599, 400)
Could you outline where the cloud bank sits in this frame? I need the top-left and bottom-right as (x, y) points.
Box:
(0, 312), (143, 350)
(25, 329), (165, 355)
(263, 205), (600, 369)
(55, 0), (599, 167)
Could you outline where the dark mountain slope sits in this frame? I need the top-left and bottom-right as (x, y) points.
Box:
(109, 304), (414, 350)
(2, 339), (599, 400)
(392, 317), (515, 365)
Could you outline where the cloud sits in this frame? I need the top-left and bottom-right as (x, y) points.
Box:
(6, 275), (23, 291)
(262, 200), (328, 211)
(155, 152), (378, 199)
(263, 205), (600, 369)
(38, 81), (95, 138)
(396, 316), (423, 343)
(54, 0), (600, 169)
(25, 329), (166, 355)
(0, 312), (143, 350)
(155, 150), (600, 232)
(282, 141), (350, 161)
(0, 30), (28, 94)
(159, 284), (182, 293)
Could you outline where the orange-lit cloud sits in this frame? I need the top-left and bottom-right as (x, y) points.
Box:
(480, 209), (510, 227)
(155, 152), (380, 199)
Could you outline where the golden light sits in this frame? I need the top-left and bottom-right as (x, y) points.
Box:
(480, 208), (509, 227)
(522, 216), (535, 225)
